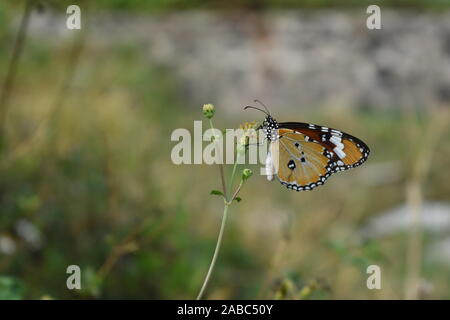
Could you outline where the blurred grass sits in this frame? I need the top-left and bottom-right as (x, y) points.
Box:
(3, 0), (450, 13)
(0, 2), (449, 300)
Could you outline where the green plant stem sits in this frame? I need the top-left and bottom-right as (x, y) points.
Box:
(209, 119), (227, 198)
(229, 180), (244, 204)
(228, 162), (239, 199)
(197, 119), (246, 299)
(196, 203), (229, 300)
(219, 165), (227, 199)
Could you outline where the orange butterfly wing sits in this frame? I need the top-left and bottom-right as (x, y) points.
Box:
(270, 124), (370, 191)
(279, 123), (370, 171)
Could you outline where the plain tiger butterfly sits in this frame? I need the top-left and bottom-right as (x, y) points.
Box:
(245, 100), (370, 192)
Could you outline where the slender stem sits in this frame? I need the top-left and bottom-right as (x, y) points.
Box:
(0, 0), (33, 150)
(219, 163), (227, 199)
(197, 118), (246, 299)
(228, 162), (239, 200)
(404, 109), (448, 299)
(209, 119), (227, 198)
(196, 204), (229, 300)
(229, 180), (244, 203)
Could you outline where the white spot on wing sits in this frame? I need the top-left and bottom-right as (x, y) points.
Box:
(329, 136), (342, 146)
(334, 147), (346, 159)
(331, 129), (343, 137)
(330, 136), (346, 159)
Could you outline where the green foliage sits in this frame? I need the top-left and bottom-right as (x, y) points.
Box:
(272, 274), (330, 300)
(90, 0), (450, 10)
(3, 0), (449, 15)
(0, 276), (24, 300)
(328, 240), (385, 270)
(210, 190), (224, 196)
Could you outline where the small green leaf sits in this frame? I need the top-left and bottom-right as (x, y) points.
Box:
(234, 197), (242, 202)
(210, 190), (224, 196)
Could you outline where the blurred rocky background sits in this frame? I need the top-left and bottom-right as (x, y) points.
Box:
(21, 8), (450, 111)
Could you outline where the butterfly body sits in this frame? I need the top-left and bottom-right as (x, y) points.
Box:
(261, 115), (370, 192)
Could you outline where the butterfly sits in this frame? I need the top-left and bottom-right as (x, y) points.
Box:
(245, 100), (370, 191)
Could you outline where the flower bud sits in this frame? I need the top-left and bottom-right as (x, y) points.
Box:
(202, 103), (215, 119)
(242, 168), (253, 181)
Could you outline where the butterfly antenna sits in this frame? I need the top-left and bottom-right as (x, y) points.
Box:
(254, 99), (270, 115)
(244, 105), (269, 116)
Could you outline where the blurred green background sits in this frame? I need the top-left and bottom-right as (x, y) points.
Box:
(0, 0), (449, 299)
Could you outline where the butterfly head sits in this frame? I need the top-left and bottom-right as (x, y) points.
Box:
(244, 100), (279, 141)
